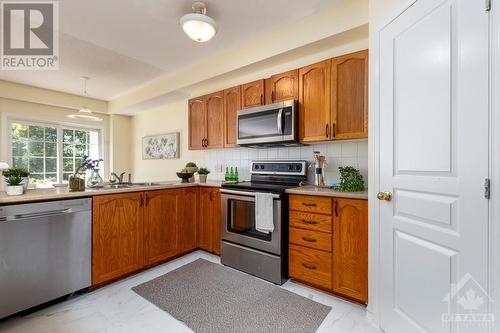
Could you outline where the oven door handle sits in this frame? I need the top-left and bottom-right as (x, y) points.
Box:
(220, 189), (280, 199)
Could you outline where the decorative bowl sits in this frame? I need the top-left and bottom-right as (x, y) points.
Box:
(176, 172), (194, 183)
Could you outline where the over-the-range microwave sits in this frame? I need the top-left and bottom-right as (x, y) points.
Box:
(236, 100), (300, 147)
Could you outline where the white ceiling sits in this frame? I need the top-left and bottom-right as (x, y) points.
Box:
(0, 0), (341, 101)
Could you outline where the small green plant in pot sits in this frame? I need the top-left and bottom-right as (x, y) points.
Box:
(197, 167), (210, 183)
(337, 166), (365, 192)
(2, 167), (30, 190)
(5, 175), (24, 196)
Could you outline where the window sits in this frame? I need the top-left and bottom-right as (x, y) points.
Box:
(9, 121), (102, 187)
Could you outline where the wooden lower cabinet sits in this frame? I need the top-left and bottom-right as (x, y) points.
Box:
(179, 187), (199, 253)
(288, 194), (368, 304)
(198, 187), (221, 254)
(332, 198), (368, 303)
(92, 192), (144, 286)
(143, 189), (180, 266)
(92, 186), (220, 286)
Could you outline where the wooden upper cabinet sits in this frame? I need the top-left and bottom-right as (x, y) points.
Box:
(143, 189), (180, 266)
(92, 192), (144, 286)
(332, 198), (368, 303)
(270, 69), (298, 103)
(223, 86), (241, 148)
(179, 187), (199, 253)
(299, 60), (331, 142)
(205, 91), (225, 148)
(331, 50), (368, 140)
(188, 97), (206, 150)
(241, 79), (265, 108)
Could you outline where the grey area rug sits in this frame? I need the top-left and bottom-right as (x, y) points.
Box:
(132, 259), (331, 333)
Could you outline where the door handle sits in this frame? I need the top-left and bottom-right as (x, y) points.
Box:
(332, 123), (336, 138)
(145, 193), (149, 207)
(260, 94), (263, 105)
(302, 202), (317, 207)
(326, 124), (329, 138)
(277, 108), (284, 134)
(271, 91), (275, 102)
(302, 237), (317, 243)
(140, 194), (144, 207)
(377, 191), (392, 201)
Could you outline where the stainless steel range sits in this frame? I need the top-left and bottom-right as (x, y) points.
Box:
(220, 160), (307, 285)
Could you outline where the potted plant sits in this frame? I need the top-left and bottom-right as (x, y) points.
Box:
(197, 167), (210, 183)
(2, 167), (30, 190)
(337, 166), (365, 192)
(4, 175), (24, 196)
(185, 162), (198, 183)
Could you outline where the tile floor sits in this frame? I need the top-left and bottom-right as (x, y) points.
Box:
(0, 251), (382, 333)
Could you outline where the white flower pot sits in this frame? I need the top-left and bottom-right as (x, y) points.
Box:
(199, 174), (208, 183)
(6, 185), (23, 196)
(3, 177), (29, 190)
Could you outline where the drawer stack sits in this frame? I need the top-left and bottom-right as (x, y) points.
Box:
(288, 195), (333, 290)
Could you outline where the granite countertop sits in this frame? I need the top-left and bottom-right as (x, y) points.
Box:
(0, 180), (224, 205)
(285, 185), (368, 199)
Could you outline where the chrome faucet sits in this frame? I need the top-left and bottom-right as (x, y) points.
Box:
(111, 172), (126, 183)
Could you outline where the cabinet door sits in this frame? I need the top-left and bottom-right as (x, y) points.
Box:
(331, 50), (368, 140)
(223, 86), (241, 148)
(298, 60), (331, 142)
(143, 189), (180, 266)
(270, 69), (298, 103)
(206, 91), (225, 148)
(198, 187), (214, 252)
(92, 192), (144, 285)
(241, 79), (265, 108)
(188, 97), (206, 150)
(211, 189), (221, 255)
(332, 198), (368, 303)
(179, 187), (199, 253)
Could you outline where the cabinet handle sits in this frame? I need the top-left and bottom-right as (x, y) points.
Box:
(302, 202), (317, 207)
(302, 263), (317, 270)
(302, 237), (317, 243)
(260, 94), (264, 105)
(140, 194), (144, 207)
(335, 200), (338, 217)
(209, 191), (214, 201)
(302, 220), (317, 225)
(271, 91), (275, 102)
(326, 124), (329, 138)
(145, 193), (149, 207)
(332, 123), (336, 138)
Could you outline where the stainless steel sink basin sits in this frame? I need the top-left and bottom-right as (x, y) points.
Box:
(103, 183), (132, 189)
(131, 182), (161, 187)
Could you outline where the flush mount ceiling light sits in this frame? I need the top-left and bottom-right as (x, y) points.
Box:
(68, 76), (103, 122)
(180, 2), (217, 42)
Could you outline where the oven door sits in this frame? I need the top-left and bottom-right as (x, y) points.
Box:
(221, 190), (282, 255)
(236, 100), (297, 145)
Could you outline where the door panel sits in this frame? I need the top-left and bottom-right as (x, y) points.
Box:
(299, 60), (331, 142)
(379, 0), (489, 332)
(143, 190), (180, 266)
(224, 86), (241, 147)
(206, 91), (224, 148)
(271, 69), (298, 103)
(198, 187), (214, 252)
(331, 50), (368, 140)
(179, 187), (199, 253)
(188, 97), (206, 150)
(241, 80), (264, 108)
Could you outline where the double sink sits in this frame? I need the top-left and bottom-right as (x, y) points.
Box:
(102, 182), (162, 189)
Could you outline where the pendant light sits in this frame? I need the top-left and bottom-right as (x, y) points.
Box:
(180, 2), (217, 42)
(68, 76), (103, 122)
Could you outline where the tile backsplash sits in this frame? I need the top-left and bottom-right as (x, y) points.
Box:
(197, 140), (368, 186)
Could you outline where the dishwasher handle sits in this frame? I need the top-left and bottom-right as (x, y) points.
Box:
(2, 208), (73, 222)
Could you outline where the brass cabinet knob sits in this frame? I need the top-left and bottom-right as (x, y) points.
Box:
(377, 191), (392, 201)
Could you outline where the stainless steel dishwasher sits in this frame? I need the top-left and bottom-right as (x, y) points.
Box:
(0, 198), (91, 319)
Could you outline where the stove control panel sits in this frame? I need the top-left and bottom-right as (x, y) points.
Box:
(250, 160), (307, 176)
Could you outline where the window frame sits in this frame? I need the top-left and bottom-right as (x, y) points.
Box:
(5, 117), (104, 185)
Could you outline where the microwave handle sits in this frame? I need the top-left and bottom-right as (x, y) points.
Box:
(277, 108), (284, 134)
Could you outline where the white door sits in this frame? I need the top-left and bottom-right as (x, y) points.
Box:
(378, 0), (490, 332)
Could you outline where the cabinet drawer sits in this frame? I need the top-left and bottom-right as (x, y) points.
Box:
(289, 195), (332, 215)
(289, 244), (332, 290)
(289, 210), (332, 233)
(290, 227), (332, 252)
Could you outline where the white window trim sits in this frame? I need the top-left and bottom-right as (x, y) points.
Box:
(4, 116), (104, 184)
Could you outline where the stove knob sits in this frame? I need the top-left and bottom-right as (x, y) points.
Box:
(288, 165), (294, 171)
(260, 165), (265, 170)
(295, 164), (301, 171)
(255, 165), (259, 170)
